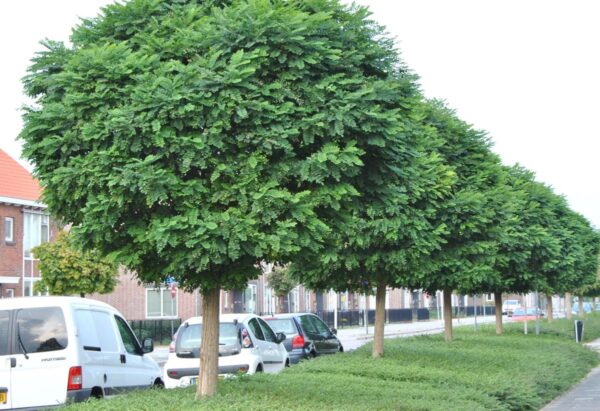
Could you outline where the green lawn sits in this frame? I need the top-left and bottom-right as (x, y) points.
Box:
(65, 314), (600, 411)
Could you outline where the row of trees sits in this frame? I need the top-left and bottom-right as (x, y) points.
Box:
(20, 0), (598, 398)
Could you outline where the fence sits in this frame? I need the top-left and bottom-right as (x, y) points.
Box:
(314, 308), (430, 329)
(138, 304), (496, 339)
(129, 318), (182, 346)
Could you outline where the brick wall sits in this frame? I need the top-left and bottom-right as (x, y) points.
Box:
(89, 268), (201, 320)
(0, 204), (23, 297)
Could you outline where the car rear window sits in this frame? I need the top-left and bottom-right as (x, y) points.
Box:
(176, 323), (239, 354)
(265, 319), (297, 336)
(0, 310), (9, 355)
(15, 307), (67, 353)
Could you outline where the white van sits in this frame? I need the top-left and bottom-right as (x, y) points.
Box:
(0, 296), (162, 409)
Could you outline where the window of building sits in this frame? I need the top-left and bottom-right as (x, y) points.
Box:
(23, 277), (45, 297)
(23, 213), (49, 259)
(146, 288), (177, 318)
(4, 217), (14, 243)
(290, 286), (299, 313)
(486, 293), (494, 302)
(243, 284), (257, 313)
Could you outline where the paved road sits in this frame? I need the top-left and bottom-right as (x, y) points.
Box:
(542, 339), (600, 411)
(150, 315), (498, 367)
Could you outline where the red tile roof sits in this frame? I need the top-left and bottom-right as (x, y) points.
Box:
(0, 149), (42, 202)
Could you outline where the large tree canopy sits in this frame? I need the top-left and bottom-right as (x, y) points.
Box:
(20, 0), (421, 396)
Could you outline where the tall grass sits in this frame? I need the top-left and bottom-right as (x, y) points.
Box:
(65, 314), (600, 411)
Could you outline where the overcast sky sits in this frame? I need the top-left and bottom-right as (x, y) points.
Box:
(1, 1), (598, 228)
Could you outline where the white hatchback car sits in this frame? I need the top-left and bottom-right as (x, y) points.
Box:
(163, 313), (289, 388)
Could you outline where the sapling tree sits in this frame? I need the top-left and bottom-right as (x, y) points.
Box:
(33, 231), (118, 298)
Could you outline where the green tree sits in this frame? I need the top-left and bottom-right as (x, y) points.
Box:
(292, 95), (455, 356)
(33, 231), (118, 298)
(267, 265), (297, 313)
(410, 101), (510, 341)
(20, 0), (414, 396)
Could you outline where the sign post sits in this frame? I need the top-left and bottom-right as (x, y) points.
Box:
(165, 277), (177, 337)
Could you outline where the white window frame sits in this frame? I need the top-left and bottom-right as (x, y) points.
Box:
(145, 287), (178, 319)
(244, 284), (257, 313)
(23, 212), (50, 259)
(4, 217), (14, 242)
(23, 277), (45, 297)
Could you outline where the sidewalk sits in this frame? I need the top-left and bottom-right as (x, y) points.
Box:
(336, 315), (497, 351)
(542, 338), (600, 411)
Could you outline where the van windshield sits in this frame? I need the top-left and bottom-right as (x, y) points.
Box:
(176, 323), (240, 357)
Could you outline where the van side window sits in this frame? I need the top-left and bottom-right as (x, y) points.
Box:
(114, 316), (142, 355)
(15, 307), (67, 353)
(0, 310), (9, 355)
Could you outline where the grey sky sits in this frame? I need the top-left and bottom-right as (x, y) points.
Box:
(1, 0), (598, 228)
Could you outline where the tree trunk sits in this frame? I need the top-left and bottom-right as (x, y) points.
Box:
(494, 291), (503, 335)
(565, 292), (572, 319)
(372, 281), (386, 358)
(196, 287), (220, 399)
(546, 294), (553, 322)
(443, 288), (453, 342)
(578, 295), (585, 317)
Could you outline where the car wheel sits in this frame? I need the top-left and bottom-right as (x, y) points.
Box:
(256, 364), (263, 373)
(285, 359), (290, 368)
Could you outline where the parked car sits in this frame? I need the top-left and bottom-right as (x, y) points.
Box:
(163, 313), (289, 388)
(0, 296), (161, 410)
(263, 313), (343, 364)
(572, 302), (593, 315)
(510, 307), (544, 322)
(502, 300), (521, 317)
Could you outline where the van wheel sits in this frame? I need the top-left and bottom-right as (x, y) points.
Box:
(90, 387), (104, 399)
(285, 359), (290, 368)
(256, 364), (263, 373)
(153, 378), (165, 389)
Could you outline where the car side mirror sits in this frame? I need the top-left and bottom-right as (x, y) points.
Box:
(275, 332), (286, 344)
(142, 338), (154, 354)
(331, 328), (337, 335)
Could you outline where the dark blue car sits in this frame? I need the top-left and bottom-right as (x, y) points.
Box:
(263, 313), (343, 364)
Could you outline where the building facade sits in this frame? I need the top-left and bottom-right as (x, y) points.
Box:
(0, 149), (56, 298)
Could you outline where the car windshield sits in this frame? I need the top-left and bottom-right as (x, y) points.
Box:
(513, 308), (526, 316)
(176, 323), (239, 352)
(265, 319), (297, 336)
